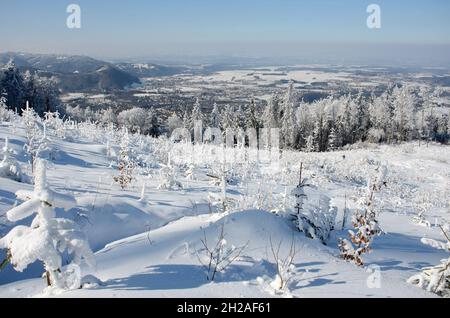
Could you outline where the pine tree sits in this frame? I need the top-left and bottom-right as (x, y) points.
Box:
(0, 59), (24, 114)
(327, 127), (339, 151)
(209, 102), (221, 128)
(263, 94), (280, 129)
(0, 159), (94, 290)
(190, 97), (204, 126)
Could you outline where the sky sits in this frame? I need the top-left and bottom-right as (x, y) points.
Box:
(0, 0), (449, 64)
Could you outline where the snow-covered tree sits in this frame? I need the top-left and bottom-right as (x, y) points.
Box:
(219, 104), (235, 133)
(99, 108), (117, 126)
(209, 103), (221, 129)
(0, 60), (24, 114)
(280, 87), (298, 149)
(263, 94), (280, 129)
(292, 164), (335, 243)
(392, 85), (418, 142)
(113, 128), (135, 189)
(339, 166), (387, 266)
(158, 154), (182, 190)
(408, 224), (450, 297)
(167, 113), (183, 135)
(327, 126), (339, 151)
(0, 136), (26, 182)
(117, 107), (159, 135)
(0, 159), (94, 291)
(245, 99), (260, 132)
(22, 103), (48, 171)
(190, 97), (204, 127)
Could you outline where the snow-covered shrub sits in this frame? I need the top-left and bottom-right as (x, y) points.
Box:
(158, 154), (182, 190)
(196, 224), (248, 281)
(339, 166), (387, 266)
(113, 128), (135, 189)
(412, 211), (431, 228)
(0, 136), (27, 182)
(0, 96), (13, 121)
(207, 164), (237, 213)
(43, 111), (66, 139)
(291, 164), (336, 244)
(22, 103), (48, 170)
(268, 236), (297, 291)
(0, 159), (94, 291)
(408, 224), (450, 297)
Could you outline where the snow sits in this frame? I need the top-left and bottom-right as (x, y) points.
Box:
(0, 118), (449, 298)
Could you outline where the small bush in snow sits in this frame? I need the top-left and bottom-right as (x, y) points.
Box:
(0, 159), (94, 291)
(408, 224), (450, 297)
(268, 236), (297, 291)
(291, 163), (336, 244)
(0, 136), (27, 182)
(158, 154), (182, 190)
(196, 224), (248, 281)
(113, 129), (135, 189)
(339, 166), (387, 266)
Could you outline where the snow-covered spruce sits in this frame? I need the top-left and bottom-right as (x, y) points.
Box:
(113, 128), (135, 189)
(339, 166), (387, 266)
(21, 103), (49, 171)
(292, 163), (336, 244)
(158, 154), (182, 190)
(0, 136), (27, 182)
(0, 159), (94, 291)
(408, 225), (450, 297)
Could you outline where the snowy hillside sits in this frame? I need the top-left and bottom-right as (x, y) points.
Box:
(0, 110), (449, 298)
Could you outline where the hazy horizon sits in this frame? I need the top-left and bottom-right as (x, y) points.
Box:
(1, 0), (450, 66)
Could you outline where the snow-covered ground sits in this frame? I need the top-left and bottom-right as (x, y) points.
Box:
(0, 118), (449, 298)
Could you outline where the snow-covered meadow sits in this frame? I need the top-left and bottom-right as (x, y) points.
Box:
(0, 108), (449, 298)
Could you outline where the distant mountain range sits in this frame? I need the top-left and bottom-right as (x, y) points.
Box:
(0, 52), (189, 92)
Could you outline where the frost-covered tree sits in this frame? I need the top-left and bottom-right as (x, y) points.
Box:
(99, 108), (117, 126)
(280, 86), (298, 149)
(117, 107), (159, 135)
(263, 94), (280, 129)
(327, 127), (339, 151)
(0, 159), (94, 290)
(167, 113), (183, 135)
(392, 85), (417, 142)
(113, 128), (135, 189)
(219, 104), (235, 133)
(209, 102), (221, 129)
(339, 166), (387, 266)
(408, 224), (450, 297)
(292, 164), (335, 243)
(22, 103), (47, 171)
(158, 154), (182, 190)
(190, 97), (204, 127)
(0, 136), (26, 182)
(0, 60), (24, 114)
(0, 95), (13, 121)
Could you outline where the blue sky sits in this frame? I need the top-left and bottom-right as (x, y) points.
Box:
(0, 0), (449, 63)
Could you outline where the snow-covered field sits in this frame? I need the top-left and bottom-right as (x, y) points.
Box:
(0, 115), (449, 298)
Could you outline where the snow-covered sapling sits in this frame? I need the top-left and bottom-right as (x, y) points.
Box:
(408, 224), (450, 297)
(158, 153), (182, 190)
(0, 136), (26, 182)
(22, 103), (48, 171)
(196, 224), (248, 281)
(207, 163), (236, 213)
(0, 159), (94, 291)
(268, 236), (297, 291)
(291, 163), (335, 244)
(339, 166), (387, 266)
(113, 128), (135, 189)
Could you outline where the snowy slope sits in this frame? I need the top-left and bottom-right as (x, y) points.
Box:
(0, 119), (449, 298)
